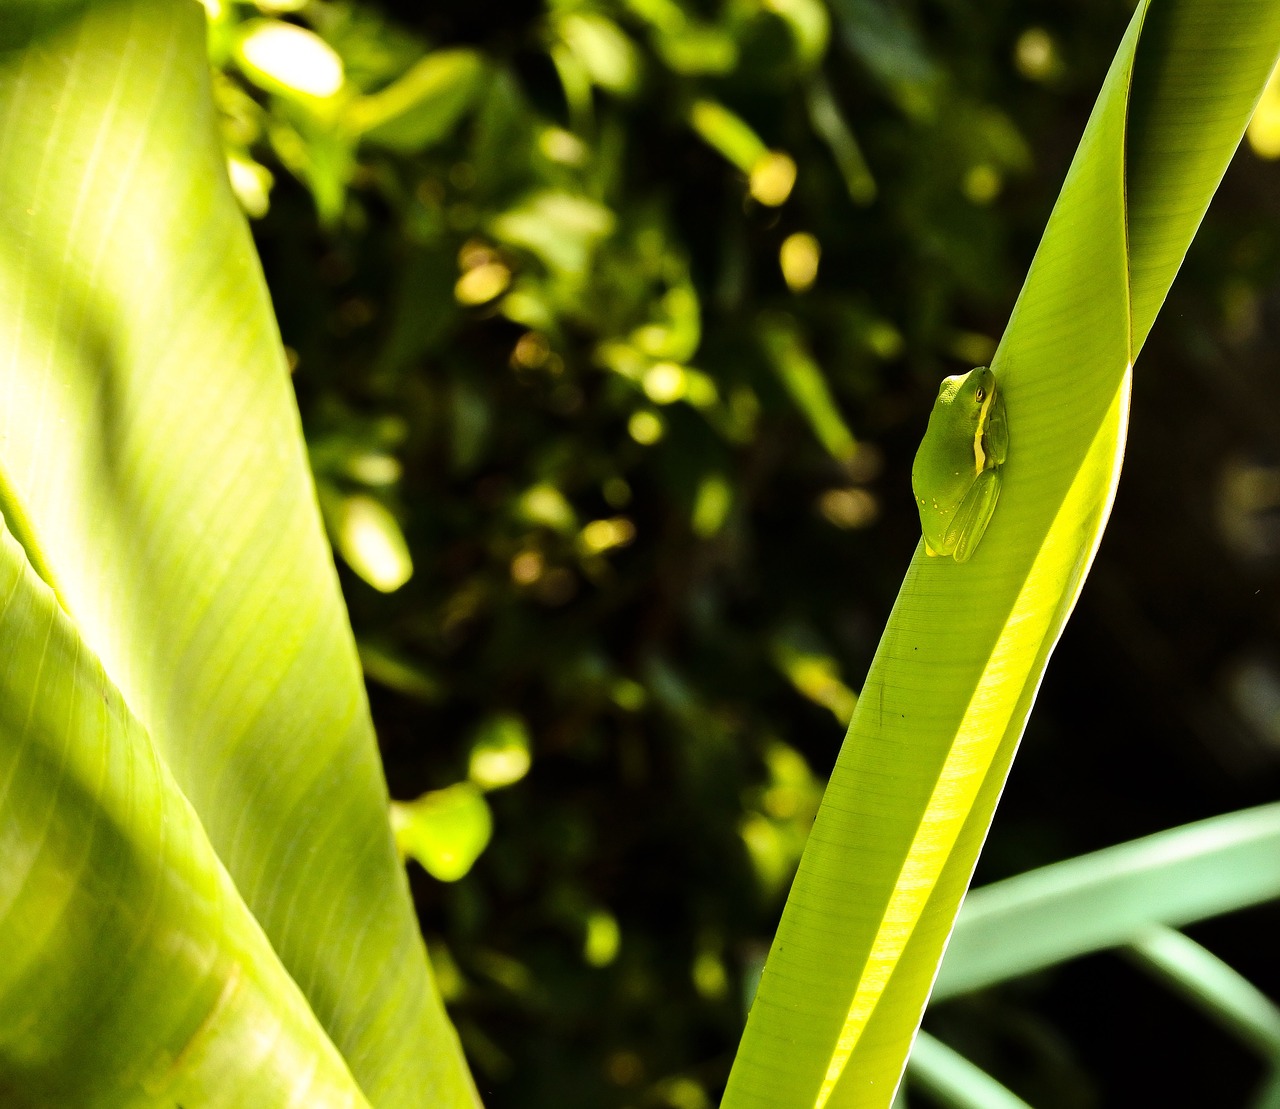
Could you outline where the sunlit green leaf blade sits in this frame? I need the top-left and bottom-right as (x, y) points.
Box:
(724, 9), (1135, 1103)
(723, 2), (1280, 1105)
(0, 1), (477, 1103)
(0, 522), (369, 1107)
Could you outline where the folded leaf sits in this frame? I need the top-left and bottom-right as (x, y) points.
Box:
(0, 520), (369, 1107)
(723, 2), (1280, 1105)
(0, 1), (478, 1103)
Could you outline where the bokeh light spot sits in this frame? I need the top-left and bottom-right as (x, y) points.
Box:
(818, 487), (879, 530)
(226, 155), (272, 218)
(642, 361), (687, 404)
(692, 474), (732, 537)
(780, 232), (821, 292)
(749, 151), (797, 206)
(513, 331), (551, 369)
(584, 910), (621, 967)
(455, 261), (512, 305)
(336, 495), (413, 592)
(1248, 60), (1280, 159)
(510, 549), (545, 585)
(963, 163), (1002, 204)
(628, 409), (664, 444)
(468, 714), (532, 790)
(579, 516), (636, 554)
(237, 20), (344, 98)
(1014, 27), (1058, 81)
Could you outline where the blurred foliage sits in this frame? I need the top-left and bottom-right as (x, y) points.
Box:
(203, 0), (1280, 1104)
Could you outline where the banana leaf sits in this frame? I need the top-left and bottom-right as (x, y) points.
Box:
(0, 1), (479, 1104)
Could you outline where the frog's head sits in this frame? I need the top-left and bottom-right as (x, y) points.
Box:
(935, 366), (997, 473)
(939, 366), (995, 426)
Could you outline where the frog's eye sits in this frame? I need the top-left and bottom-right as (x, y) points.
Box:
(975, 387), (986, 403)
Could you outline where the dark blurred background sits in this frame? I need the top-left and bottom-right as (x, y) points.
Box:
(208, 0), (1280, 1103)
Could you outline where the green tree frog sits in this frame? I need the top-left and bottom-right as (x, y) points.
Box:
(911, 366), (1008, 562)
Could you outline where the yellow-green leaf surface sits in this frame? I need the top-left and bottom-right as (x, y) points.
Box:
(0, 1), (477, 1105)
(722, 2), (1280, 1106)
(0, 520), (368, 1108)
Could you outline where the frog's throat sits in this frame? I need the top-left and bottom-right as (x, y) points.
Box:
(973, 387), (995, 473)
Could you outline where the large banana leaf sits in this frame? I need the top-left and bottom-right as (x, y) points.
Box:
(722, 2), (1280, 1106)
(0, 0), (477, 1104)
(0, 513), (368, 1108)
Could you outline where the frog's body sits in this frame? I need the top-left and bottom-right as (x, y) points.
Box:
(911, 366), (1008, 562)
